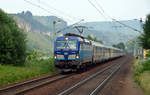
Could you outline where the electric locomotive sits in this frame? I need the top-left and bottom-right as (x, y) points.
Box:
(54, 33), (92, 72)
(54, 33), (125, 72)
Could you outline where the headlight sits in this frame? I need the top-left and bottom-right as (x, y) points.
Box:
(54, 56), (57, 59)
(65, 37), (68, 40)
(76, 55), (79, 59)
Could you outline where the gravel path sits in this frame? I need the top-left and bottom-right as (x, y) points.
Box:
(98, 56), (144, 95)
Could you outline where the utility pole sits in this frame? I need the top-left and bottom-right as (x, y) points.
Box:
(52, 20), (62, 57)
(139, 18), (144, 59)
(133, 18), (144, 59)
(53, 20), (62, 41)
(53, 21), (56, 41)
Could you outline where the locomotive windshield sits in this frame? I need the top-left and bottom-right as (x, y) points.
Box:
(56, 40), (77, 50)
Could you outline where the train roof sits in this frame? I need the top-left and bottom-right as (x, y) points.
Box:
(57, 33), (122, 51)
(91, 41), (122, 51)
(64, 33), (85, 39)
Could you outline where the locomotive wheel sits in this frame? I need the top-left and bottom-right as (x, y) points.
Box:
(76, 66), (82, 73)
(83, 64), (87, 71)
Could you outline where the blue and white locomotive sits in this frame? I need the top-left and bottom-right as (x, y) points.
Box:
(54, 33), (124, 72)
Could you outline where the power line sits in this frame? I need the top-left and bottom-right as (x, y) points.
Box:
(94, 0), (105, 14)
(24, 0), (86, 34)
(24, 0), (74, 22)
(93, 0), (140, 33)
(112, 18), (142, 33)
(36, 0), (81, 21)
(24, 0), (53, 14)
(88, 0), (142, 33)
(93, 0), (112, 20)
(57, 19), (84, 33)
(88, 0), (119, 33)
(88, 0), (107, 20)
(93, 0), (120, 32)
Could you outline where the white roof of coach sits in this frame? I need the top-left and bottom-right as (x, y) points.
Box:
(91, 41), (122, 51)
(91, 41), (106, 47)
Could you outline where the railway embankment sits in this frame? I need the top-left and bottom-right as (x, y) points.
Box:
(0, 57), (57, 87)
(133, 58), (150, 95)
(22, 56), (129, 95)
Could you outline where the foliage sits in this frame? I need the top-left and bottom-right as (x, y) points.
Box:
(87, 35), (103, 44)
(146, 51), (150, 58)
(26, 32), (53, 56)
(25, 50), (43, 65)
(134, 71), (150, 95)
(139, 14), (150, 49)
(135, 60), (150, 75)
(0, 50), (57, 87)
(112, 42), (125, 50)
(133, 59), (150, 95)
(0, 9), (26, 65)
(0, 58), (57, 87)
(125, 37), (140, 53)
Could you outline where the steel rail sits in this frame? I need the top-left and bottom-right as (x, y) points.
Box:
(90, 61), (125, 95)
(58, 62), (118, 95)
(0, 73), (59, 92)
(15, 74), (71, 95)
(0, 73), (72, 95)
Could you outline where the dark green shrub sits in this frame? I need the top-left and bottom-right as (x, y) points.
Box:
(25, 50), (43, 65)
(135, 60), (150, 75)
(0, 9), (26, 65)
(146, 51), (150, 58)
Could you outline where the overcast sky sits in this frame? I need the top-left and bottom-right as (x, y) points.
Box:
(0, 0), (150, 24)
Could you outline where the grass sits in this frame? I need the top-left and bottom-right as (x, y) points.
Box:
(133, 58), (150, 95)
(0, 58), (57, 87)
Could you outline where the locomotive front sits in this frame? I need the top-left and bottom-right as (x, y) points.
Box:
(54, 36), (80, 71)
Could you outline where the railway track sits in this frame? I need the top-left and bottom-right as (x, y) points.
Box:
(59, 56), (128, 95)
(0, 73), (72, 95)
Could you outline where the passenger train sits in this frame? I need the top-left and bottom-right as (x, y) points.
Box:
(54, 33), (124, 72)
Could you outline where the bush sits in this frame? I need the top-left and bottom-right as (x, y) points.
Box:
(25, 50), (43, 65)
(25, 50), (57, 72)
(135, 60), (150, 75)
(0, 9), (26, 65)
(0, 58), (57, 86)
(133, 59), (150, 95)
(146, 51), (150, 58)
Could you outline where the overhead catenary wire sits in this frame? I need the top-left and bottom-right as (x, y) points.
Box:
(24, 0), (74, 23)
(36, 0), (81, 21)
(24, 0), (86, 35)
(94, 0), (105, 14)
(88, 0), (119, 34)
(88, 0), (142, 33)
(57, 19), (84, 33)
(112, 19), (142, 33)
(88, 0), (108, 20)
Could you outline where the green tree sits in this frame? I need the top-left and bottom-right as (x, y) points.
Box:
(0, 9), (26, 65)
(139, 14), (150, 49)
(87, 35), (103, 44)
(113, 42), (125, 50)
